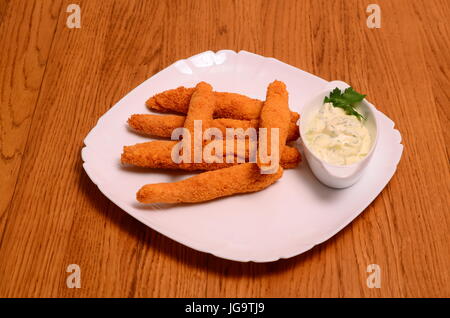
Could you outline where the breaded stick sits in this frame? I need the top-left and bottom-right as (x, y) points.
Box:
(257, 81), (291, 174)
(121, 141), (233, 171)
(146, 86), (194, 114)
(128, 114), (185, 137)
(128, 114), (256, 138)
(136, 163), (283, 203)
(121, 141), (300, 170)
(146, 86), (298, 120)
(279, 146), (302, 169)
(179, 81), (215, 163)
(128, 114), (300, 141)
(213, 92), (262, 119)
(288, 112), (301, 141)
(146, 86), (261, 119)
(184, 82), (214, 133)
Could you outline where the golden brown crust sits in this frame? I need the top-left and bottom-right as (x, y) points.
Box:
(183, 82), (215, 133)
(136, 163), (283, 204)
(145, 86), (299, 120)
(128, 114), (299, 141)
(146, 86), (194, 113)
(128, 114), (185, 137)
(279, 146), (302, 169)
(257, 81), (291, 172)
(129, 81), (299, 204)
(213, 92), (262, 119)
(121, 141), (300, 170)
(121, 141), (233, 171)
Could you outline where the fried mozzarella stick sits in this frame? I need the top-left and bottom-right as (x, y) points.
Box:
(258, 81), (291, 174)
(136, 163), (283, 203)
(121, 141), (300, 170)
(146, 86), (299, 120)
(128, 114), (300, 141)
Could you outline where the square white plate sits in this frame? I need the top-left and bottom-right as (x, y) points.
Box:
(82, 50), (403, 262)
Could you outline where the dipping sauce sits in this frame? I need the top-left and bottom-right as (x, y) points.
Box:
(304, 102), (371, 165)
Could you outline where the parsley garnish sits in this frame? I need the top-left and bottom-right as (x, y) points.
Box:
(324, 87), (367, 120)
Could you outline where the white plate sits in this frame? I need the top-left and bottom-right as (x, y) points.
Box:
(82, 50), (403, 262)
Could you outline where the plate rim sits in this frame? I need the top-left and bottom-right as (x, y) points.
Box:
(81, 49), (403, 262)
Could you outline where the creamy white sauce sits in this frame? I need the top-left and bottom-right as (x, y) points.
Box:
(304, 102), (371, 165)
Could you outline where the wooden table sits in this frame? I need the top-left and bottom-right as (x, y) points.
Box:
(0, 0), (448, 298)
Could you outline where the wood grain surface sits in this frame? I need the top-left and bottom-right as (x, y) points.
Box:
(0, 0), (448, 298)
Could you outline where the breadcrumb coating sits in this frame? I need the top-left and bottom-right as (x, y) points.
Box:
(136, 163), (283, 204)
(128, 114), (299, 141)
(125, 80), (300, 204)
(121, 141), (300, 170)
(257, 81), (291, 173)
(146, 86), (299, 121)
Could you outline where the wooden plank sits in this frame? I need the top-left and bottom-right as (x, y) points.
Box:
(0, 0), (61, 249)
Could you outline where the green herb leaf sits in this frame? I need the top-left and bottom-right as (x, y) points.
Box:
(324, 87), (367, 120)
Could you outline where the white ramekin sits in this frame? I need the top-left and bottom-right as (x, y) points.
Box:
(299, 81), (379, 188)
